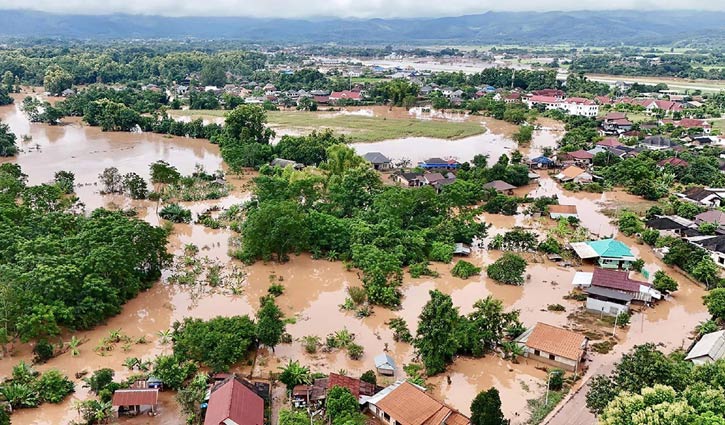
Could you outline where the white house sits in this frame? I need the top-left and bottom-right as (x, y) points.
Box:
(515, 322), (588, 372)
(562, 97), (599, 117)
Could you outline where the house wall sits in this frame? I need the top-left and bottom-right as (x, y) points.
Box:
(708, 250), (725, 269)
(522, 348), (579, 372)
(690, 356), (714, 366)
(550, 212), (578, 220)
(369, 404), (397, 425)
(586, 297), (629, 316)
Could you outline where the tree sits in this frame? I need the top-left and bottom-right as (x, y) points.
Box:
(459, 296), (520, 357)
(0, 122), (18, 157)
(652, 270), (678, 294)
(487, 253), (527, 285)
(256, 296), (285, 351)
(43, 66), (73, 95)
(692, 258), (720, 288)
(123, 172), (148, 199)
(35, 369), (75, 403)
(149, 160), (181, 185)
(414, 290), (460, 375)
(513, 125), (533, 144)
(98, 167), (123, 194)
(279, 409), (310, 425)
(470, 388), (506, 425)
(618, 211), (644, 236)
(172, 316), (257, 372)
(176, 372), (209, 425)
(222, 105), (274, 144)
(152, 355), (198, 390)
(85, 368), (115, 395)
(360, 370), (377, 385)
(704, 288), (725, 320)
(53, 171), (75, 194)
(451, 260), (482, 279)
(240, 200), (308, 262)
(159, 203), (192, 223)
(200, 60), (227, 87)
(326, 386), (363, 425)
(278, 360), (311, 391)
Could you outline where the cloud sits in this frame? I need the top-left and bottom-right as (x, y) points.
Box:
(0, 0), (720, 18)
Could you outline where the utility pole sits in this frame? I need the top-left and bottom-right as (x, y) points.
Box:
(544, 371), (552, 406)
(612, 312), (619, 337)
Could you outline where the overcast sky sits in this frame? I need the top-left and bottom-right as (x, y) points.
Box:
(0, 0), (719, 18)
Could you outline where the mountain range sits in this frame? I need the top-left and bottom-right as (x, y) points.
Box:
(0, 9), (723, 45)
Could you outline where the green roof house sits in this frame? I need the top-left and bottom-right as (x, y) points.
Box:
(569, 239), (636, 269)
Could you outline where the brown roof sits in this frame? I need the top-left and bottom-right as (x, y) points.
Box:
(567, 150), (594, 160)
(549, 205), (578, 215)
(559, 166), (586, 179)
(525, 323), (587, 361)
(483, 180), (516, 192)
(597, 138), (624, 148)
(604, 112), (626, 120)
(111, 389), (159, 407)
(374, 382), (470, 425)
(327, 373), (376, 399)
(657, 157), (689, 167)
(204, 377), (264, 425)
(592, 268), (648, 292)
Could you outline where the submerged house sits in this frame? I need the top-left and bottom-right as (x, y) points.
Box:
(418, 158), (461, 170)
(555, 166), (592, 184)
(569, 239), (636, 269)
(686, 330), (725, 365)
(677, 187), (725, 208)
(112, 389), (159, 417)
(374, 353), (396, 376)
(549, 205), (578, 220)
(270, 158), (304, 170)
(573, 268), (661, 315)
(203, 376), (265, 425)
(515, 323), (588, 372)
(483, 180), (516, 195)
(367, 381), (470, 425)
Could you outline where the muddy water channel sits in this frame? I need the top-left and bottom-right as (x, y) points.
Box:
(0, 100), (710, 425)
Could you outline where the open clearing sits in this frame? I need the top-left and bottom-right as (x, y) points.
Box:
(586, 73), (725, 93)
(173, 109), (487, 142)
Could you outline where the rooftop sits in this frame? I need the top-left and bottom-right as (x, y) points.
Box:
(549, 204), (578, 215)
(373, 381), (470, 425)
(686, 330), (725, 362)
(111, 389), (159, 407)
(363, 152), (391, 164)
(520, 323), (587, 361)
(483, 180), (516, 192)
(591, 268), (646, 293)
(204, 377), (264, 425)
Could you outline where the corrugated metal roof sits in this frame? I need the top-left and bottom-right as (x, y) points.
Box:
(111, 389), (159, 407)
(585, 285), (634, 302)
(204, 377), (264, 425)
(686, 330), (725, 362)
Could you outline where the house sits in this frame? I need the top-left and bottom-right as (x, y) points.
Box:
(418, 158), (461, 170)
(394, 172), (423, 187)
(688, 235), (725, 268)
(677, 187), (725, 207)
(374, 353), (396, 376)
(112, 389), (159, 417)
(515, 323), (588, 372)
(645, 215), (694, 237)
(329, 90), (362, 103)
(363, 152), (393, 171)
(270, 158), (304, 170)
(291, 383), (326, 408)
(583, 285), (633, 316)
(573, 268), (661, 303)
(432, 175), (457, 192)
(595, 96), (612, 105)
(549, 204), (578, 220)
(61, 88), (76, 97)
(685, 330), (725, 365)
(453, 243), (472, 256)
(596, 138), (624, 149)
(367, 381), (470, 425)
(525, 95), (562, 110)
(323, 373), (377, 403)
(562, 97), (599, 117)
(528, 156), (555, 169)
(639, 99), (682, 115)
(569, 239), (636, 269)
(695, 210), (725, 231)
(204, 376), (264, 425)
(504, 92), (521, 103)
(641, 135), (678, 150)
(677, 118), (712, 134)
(563, 150), (594, 165)
(422, 172), (446, 186)
(602, 114), (633, 134)
(555, 166), (592, 184)
(483, 180), (516, 195)
(532, 89), (565, 100)
(657, 157), (689, 168)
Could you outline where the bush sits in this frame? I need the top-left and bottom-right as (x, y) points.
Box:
(652, 270), (678, 294)
(641, 228), (660, 246)
(33, 339), (55, 363)
(36, 370), (75, 403)
(159, 203), (192, 223)
(429, 242), (454, 263)
(451, 260), (482, 279)
(85, 368), (115, 395)
(360, 370), (377, 385)
(302, 335), (320, 354)
(630, 259), (645, 272)
(616, 311), (631, 327)
(388, 318), (413, 343)
(538, 236), (562, 254)
(547, 304), (566, 312)
(347, 343), (364, 360)
(409, 261), (439, 278)
(172, 316), (257, 372)
(347, 286), (367, 305)
(487, 253), (527, 285)
(548, 369), (565, 391)
(153, 355), (198, 390)
(268, 284), (285, 296)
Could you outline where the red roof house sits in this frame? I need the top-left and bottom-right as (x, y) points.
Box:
(204, 377), (264, 425)
(326, 373), (376, 400)
(567, 150), (594, 161)
(597, 138), (624, 148)
(329, 91), (362, 101)
(657, 157), (689, 168)
(591, 268), (649, 293)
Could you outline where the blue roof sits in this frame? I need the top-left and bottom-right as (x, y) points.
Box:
(586, 239), (634, 259)
(531, 156), (554, 165)
(374, 353), (396, 370)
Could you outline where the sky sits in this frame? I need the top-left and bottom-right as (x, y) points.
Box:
(0, 0), (721, 18)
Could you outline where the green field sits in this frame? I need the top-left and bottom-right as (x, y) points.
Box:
(173, 110), (487, 142)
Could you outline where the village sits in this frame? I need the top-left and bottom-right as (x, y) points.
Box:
(0, 31), (724, 425)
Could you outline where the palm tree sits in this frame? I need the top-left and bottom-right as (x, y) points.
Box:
(278, 360), (311, 391)
(123, 357), (141, 370)
(157, 330), (172, 345)
(1, 383), (39, 408)
(501, 341), (525, 363)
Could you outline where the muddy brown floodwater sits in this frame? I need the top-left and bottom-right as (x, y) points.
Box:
(0, 97), (710, 425)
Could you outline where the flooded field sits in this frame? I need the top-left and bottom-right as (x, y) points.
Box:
(0, 98), (710, 425)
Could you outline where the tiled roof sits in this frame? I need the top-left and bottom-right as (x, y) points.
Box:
(549, 204), (578, 215)
(696, 210), (725, 226)
(567, 150), (594, 159)
(597, 138), (624, 148)
(559, 166), (586, 179)
(529, 95), (562, 103)
(363, 152), (391, 164)
(374, 382), (470, 425)
(327, 373), (376, 399)
(657, 157), (689, 167)
(604, 112), (626, 120)
(523, 323), (587, 361)
(591, 268), (644, 292)
(686, 330), (725, 362)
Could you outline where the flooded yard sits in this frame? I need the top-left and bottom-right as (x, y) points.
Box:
(0, 98), (710, 425)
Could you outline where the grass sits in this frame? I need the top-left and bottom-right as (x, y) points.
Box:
(527, 389), (566, 424)
(173, 109), (486, 143)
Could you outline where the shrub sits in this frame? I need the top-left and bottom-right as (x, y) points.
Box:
(302, 335), (320, 354)
(641, 228), (660, 246)
(388, 318), (413, 343)
(36, 370), (75, 403)
(160, 203), (192, 223)
(409, 261), (439, 278)
(360, 370), (377, 385)
(451, 260), (482, 279)
(33, 339), (55, 363)
(652, 270), (678, 294)
(347, 343), (364, 360)
(547, 304), (566, 312)
(538, 236), (562, 254)
(630, 259), (645, 272)
(268, 284), (285, 297)
(429, 242), (454, 263)
(347, 286), (367, 305)
(487, 253), (527, 285)
(548, 369), (565, 391)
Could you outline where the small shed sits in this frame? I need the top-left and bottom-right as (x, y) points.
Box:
(112, 389), (159, 416)
(374, 353), (396, 376)
(686, 330), (725, 365)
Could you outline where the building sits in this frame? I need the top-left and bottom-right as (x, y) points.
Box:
(584, 285), (633, 316)
(562, 97), (599, 117)
(204, 376), (264, 425)
(688, 235), (725, 268)
(112, 389), (159, 417)
(695, 210), (725, 232)
(367, 381), (470, 425)
(363, 152), (393, 170)
(677, 118), (712, 134)
(323, 373), (377, 403)
(686, 330), (725, 365)
(422, 172), (446, 186)
(549, 204), (578, 220)
(393, 172), (423, 187)
(645, 215), (694, 237)
(374, 353), (396, 376)
(515, 323), (588, 372)
(528, 156), (556, 169)
(564, 150), (594, 165)
(677, 187), (725, 207)
(483, 180), (516, 195)
(641, 135), (678, 151)
(418, 158), (461, 170)
(657, 157), (689, 168)
(555, 166), (592, 184)
(569, 239), (636, 269)
(270, 158), (304, 170)
(573, 268), (661, 303)
(329, 90), (362, 103)
(596, 138), (624, 149)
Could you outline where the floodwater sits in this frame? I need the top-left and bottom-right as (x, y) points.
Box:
(0, 96), (711, 425)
